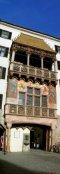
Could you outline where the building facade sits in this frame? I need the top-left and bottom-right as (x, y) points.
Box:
(0, 20), (60, 152)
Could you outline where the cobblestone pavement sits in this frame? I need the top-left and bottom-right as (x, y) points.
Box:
(0, 150), (60, 174)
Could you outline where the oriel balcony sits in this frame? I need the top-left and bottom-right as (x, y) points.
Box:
(10, 62), (56, 81)
(5, 104), (56, 118)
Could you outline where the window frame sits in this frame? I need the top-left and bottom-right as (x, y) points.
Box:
(0, 29), (12, 39)
(0, 46), (8, 57)
(0, 66), (6, 79)
(18, 92), (25, 106)
(42, 95), (47, 107)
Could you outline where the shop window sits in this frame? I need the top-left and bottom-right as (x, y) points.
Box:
(42, 95), (47, 107)
(0, 46), (8, 57)
(0, 94), (3, 109)
(0, 66), (6, 79)
(0, 29), (12, 39)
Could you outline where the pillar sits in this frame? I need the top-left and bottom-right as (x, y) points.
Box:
(27, 53), (30, 66)
(41, 57), (43, 69)
(6, 123), (12, 153)
(51, 128), (55, 146)
(11, 50), (15, 62)
(27, 52), (30, 74)
(54, 60), (57, 72)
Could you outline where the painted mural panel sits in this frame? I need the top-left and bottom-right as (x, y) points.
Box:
(7, 78), (17, 98)
(48, 85), (56, 108)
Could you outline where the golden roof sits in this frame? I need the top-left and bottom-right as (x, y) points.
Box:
(14, 33), (55, 53)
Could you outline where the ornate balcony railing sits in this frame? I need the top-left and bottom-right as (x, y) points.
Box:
(5, 104), (56, 118)
(10, 62), (56, 81)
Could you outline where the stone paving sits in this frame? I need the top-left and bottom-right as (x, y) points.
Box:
(0, 150), (60, 174)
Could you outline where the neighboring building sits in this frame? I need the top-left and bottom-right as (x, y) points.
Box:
(0, 20), (60, 152)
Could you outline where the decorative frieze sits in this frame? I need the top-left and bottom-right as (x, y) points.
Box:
(26, 106), (33, 116)
(10, 104), (17, 114)
(18, 106), (25, 115)
(34, 107), (40, 116)
(49, 109), (55, 117)
(42, 108), (47, 117)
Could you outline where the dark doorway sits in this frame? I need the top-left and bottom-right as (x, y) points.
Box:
(30, 125), (51, 151)
(30, 129), (34, 148)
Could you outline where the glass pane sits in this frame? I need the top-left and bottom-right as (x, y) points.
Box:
(42, 96), (47, 107)
(34, 96), (40, 106)
(0, 47), (6, 57)
(35, 88), (40, 95)
(19, 92), (25, 105)
(1, 31), (9, 39)
(27, 87), (33, 94)
(27, 95), (33, 105)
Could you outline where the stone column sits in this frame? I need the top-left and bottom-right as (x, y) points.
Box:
(54, 60), (57, 72)
(6, 123), (12, 153)
(27, 52), (30, 74)
(11, 50), (15, 62)
(51, 128), (55, 146)
(41, 57), (43, 69)
(27, 53), (30, 66)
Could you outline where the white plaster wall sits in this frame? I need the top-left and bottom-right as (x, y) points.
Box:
(0, 24), (21, 123)
(10, 128), (23, 152)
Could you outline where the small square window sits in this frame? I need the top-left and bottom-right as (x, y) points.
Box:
(0, 46), (8, 57)
(0, 29), (12, 39)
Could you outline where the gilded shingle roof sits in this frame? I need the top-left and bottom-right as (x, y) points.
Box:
(14, 33), (55, 53)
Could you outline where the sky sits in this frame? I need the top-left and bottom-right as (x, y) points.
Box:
(0, 0), (60, 38)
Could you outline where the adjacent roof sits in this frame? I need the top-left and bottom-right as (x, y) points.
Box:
(14, 33), (55, 53)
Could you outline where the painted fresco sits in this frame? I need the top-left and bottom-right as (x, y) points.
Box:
(41, 84), (49, 95)
(7, 78), (17, 98)
(48, 85), (56, 108)
(7, 79), (56, 109)
(18, 80), (26, 92)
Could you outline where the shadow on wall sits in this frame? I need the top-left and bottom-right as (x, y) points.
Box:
(0, 158), (55, 174)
